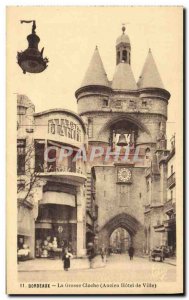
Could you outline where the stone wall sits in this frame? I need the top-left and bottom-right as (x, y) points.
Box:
(94, 165), (146, 252)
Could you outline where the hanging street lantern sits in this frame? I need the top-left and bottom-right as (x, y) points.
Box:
(17, 20), (49, 74)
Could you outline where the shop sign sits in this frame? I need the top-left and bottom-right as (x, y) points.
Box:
(58, 226), (63, 233)
(48, 118), (82, 142)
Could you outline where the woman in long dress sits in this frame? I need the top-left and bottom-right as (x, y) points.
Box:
(62, 247), (73, 271)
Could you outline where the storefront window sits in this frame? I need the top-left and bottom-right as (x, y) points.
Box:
(47, 143), (56, 172)
(35, 140), (45, 172)
(46, 141), (78, 173)
(35, 204), (77, 258)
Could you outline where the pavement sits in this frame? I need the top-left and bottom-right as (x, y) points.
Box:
(18, 254), (177, 283)
(18, 254), (176, 272)
(18, 255), (105, 272)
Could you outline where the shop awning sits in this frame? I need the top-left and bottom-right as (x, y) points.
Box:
(38, 172), (86, 186)
(40, 191), (76, 207)
(35, 222), (52, 229)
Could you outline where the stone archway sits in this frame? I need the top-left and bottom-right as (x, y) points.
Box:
(98, 213), (144, 254)
(98, 113), (152, 140)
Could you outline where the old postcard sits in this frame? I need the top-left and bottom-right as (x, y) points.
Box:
(6, 6), (184, 295)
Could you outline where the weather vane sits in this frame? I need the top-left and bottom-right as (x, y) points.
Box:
(17, 20), (49, 74)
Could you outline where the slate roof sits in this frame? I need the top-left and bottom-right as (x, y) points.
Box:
(111, 62), (137, 90)
(80, 47), (109, 88)
(137, 49), (164, 89)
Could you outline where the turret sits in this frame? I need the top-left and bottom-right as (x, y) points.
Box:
(137, 49), (170, 142)
(116, 25), (131, 65)
(75, 46), (111, 115)
(137, 48), (170, 103)
(112, 25), (137, 91)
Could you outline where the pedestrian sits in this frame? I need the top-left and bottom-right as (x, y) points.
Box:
(100, 244), (107, 263)
(62, 247), (73, 271)
(128, 245), (134, 260)
(87, 243), (95, 269)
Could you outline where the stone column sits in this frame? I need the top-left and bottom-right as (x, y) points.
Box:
(76, 185), (86, 257)
(29, 212), (35, 258)
(31, 180), (46, 258)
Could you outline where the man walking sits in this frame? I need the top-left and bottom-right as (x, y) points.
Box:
(128, 245), (134, 260)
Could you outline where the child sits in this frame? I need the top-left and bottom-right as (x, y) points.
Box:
(62, 247), (73, 271)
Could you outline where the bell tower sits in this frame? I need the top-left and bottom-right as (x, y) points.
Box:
(116, 25), (131, 65)
(75, 27), (170, 253)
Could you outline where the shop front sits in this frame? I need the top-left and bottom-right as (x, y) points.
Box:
(35, 180), (86, 258)
(35, 202), (77, 257)
(17, 200), (35, 259)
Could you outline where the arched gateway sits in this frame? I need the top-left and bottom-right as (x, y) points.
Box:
(98, 213), (144, 254)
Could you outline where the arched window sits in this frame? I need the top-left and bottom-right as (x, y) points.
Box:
(122, 50), (127, 62)
(145, 147), (151, 159)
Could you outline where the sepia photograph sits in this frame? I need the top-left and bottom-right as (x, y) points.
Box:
(6, 6), (184, 295)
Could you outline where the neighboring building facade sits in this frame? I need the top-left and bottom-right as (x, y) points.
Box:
(152, 134), (176, 254)
(17, 94), (87, 258)
(165, 135), (176, 252)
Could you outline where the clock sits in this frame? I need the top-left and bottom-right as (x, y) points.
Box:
(117, 168), (132, 183)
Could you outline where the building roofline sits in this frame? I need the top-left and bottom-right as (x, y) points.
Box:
(75, 84), (112, 99)
(75, 86), (170, 100)
(138, 87), (170, 100)
(34, 108), (86, 133)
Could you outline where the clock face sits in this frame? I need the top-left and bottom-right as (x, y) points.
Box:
(118, 168), (132, 183)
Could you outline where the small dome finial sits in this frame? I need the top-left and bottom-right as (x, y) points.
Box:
(122, 23), (126, 34)
(149, 48), (151, 53)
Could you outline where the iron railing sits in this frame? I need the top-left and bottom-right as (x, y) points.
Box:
(167, 172), (176, 188)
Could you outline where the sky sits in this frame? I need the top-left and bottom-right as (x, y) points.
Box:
(7, 6), (183, 143)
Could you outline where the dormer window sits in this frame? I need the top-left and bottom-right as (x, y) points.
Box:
(142, 100), (147, 107)
(115, 100), (122, 108)
(129, 99), (136, 108)
(102, 99), (109, 107)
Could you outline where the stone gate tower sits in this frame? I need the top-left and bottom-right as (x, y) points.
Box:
(75, 26), (170, 253)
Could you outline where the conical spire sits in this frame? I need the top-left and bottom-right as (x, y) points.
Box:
(111, 62), (137, 90)
(137, 49), (164, 89)
(80, 46), (109, 88)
